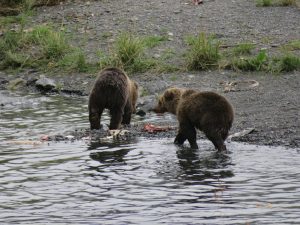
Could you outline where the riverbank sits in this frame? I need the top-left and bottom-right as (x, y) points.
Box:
(1, 68), (299, 148)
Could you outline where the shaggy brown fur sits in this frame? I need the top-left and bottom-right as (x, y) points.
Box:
(88, 68), (138, 130)
(153, 87), (234, 151)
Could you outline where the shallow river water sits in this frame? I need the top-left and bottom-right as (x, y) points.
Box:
(0, 90), (300, 225)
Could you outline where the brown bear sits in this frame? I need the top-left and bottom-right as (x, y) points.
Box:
(153, 87), (234, 151)
(88, 67), (138, 130)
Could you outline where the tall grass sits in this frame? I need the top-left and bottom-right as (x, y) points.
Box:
(279, 0), (296, 6)
(28, 25), (70, 59)
(98, 32), (175, 73)
(256, 0), (272, 6)
(274, 54), (300, 72)
(232, 43), (255, 55)
(0, 25), (73, 70)
(115, 32), (145, 67)
(185, 32), (221, 70)
(231, 50), (268, 71)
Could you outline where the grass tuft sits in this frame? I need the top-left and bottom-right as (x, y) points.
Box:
(256, 0), (296, 6)
(279, 0), (296, 6)
(232, 42), (255, 55)
(98, 32), (174, 73)
(28, 25), (70, 59)
(274, 54), (300, 72)
(256, 0), (272, 6)
(0, 25), (72, 70)
(282, 40), (300, 51)
(185, 32), (221, 70)
(142, 35), (168, 48)
(231, 50), (268, 71)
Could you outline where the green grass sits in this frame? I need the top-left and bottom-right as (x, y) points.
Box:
(232, 42), (255, 55)
(283, 40), (300, 51)
(1, 15), (298, 75)
(0, 25), (74, 70)
(256, 0), (272, 6)
(272, 54), (300, 72)
(256, 0), (296, 6)
(98, 32), (175, 73)
(230, 49), (300, 72)
(231, 50), (268, 71)
(114, 32), (145, 68)
(279, 0), (296, 6)
(185, 33), (221, 70)
(142, 35), (168, 48)
(58, 50), (98, 73)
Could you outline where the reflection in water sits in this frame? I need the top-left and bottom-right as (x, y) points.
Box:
(88, 138), (137, 164)
(176, 148), (234, 181)
(90, 148), (133, 164)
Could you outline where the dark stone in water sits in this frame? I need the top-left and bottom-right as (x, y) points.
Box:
(35, 76), (57, 92)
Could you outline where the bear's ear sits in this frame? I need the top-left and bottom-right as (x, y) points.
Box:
(164, 90), (174, 101)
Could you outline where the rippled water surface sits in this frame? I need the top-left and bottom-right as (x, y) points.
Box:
(1, 90), (300, 224)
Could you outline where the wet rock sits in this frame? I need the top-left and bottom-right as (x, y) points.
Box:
(136, 95), (156, 116)
(0, 77), (8, 88)
(7, 78), (27, 90)
(26, 77), (38, 86)
(35, 75), (57, 92)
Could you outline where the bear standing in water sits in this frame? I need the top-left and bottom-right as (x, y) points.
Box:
(88, 68), (138, 130)
(153, 88), (234, 151)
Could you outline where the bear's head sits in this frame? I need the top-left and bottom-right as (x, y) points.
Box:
(152, 88), (183, 115)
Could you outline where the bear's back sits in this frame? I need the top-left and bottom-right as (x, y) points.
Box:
(179, 90), (234, 130)
(90, 68), (129, 108)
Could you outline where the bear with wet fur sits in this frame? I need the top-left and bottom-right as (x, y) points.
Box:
(153, 87), (234, 151)
(88, 67), (138, 130)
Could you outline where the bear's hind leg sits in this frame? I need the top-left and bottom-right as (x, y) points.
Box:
(204, 129), (227, 151)
(175, 122), (198, 149)
(89, 108), (103, 130)
(174, 132), (187, 146)
(109, 109), (123, 130)
(122, 102), (132, 125)
(186, 126), (198, 149)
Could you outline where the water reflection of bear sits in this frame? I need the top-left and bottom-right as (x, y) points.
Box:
(175, 149), (234, 182)
(157, 148), (234, 202)
(88, 140), (137, 164)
